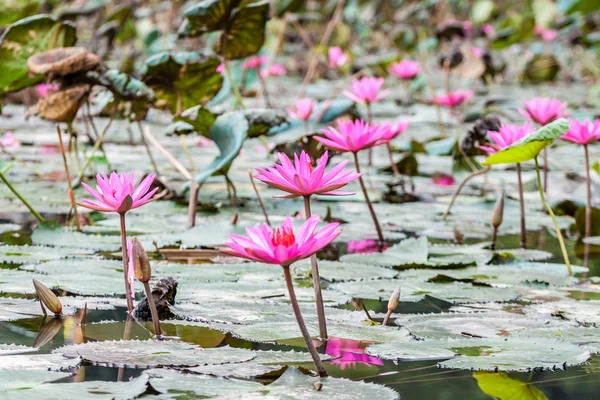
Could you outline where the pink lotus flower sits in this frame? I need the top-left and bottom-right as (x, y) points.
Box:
(35, 83), (58, 98)
(260, 64), (286, 78)
(379, 121), (410, 143)
(479, 122), (535, 153)
(286, 98), (316, 121)
(126, 241), (136, 299)
(561, 119), (600, 145)
(431, 90), (473, 108)
(216, 63), (225, 74)
(1, 132), (20, 148)
(195, 136), (214, 147)
(255, 150), (361, 199)
(432, 173), (455, 186)
(471, 47), (484, 58)
(222, 216), (341, 267)
(343, 77), (390, 105)
(518, 97), (568, 126)
(316, 119), (388, 153)
(79, 172), (162, 213)
(388, 60), (420, 80)
(321, 337), (383, 370)
(534, 26), (558, 42)
(241, 55), (267, 70)
(328, 47), (348, 69)
(482, 23), (495, 37)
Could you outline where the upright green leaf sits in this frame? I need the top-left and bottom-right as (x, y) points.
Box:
(141, 51), (223, 113)
(483, 118), (570, 165)
(191, 111), (249, 186)
(173, 105), (217, 136)
(0, 15), (76, 95)
(216, 1), (269, 59)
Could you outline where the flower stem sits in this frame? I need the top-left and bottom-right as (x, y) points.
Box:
(259, 74), (272, 108)
(516, 163), (527, 248)
(180, 134), (195, 173)
(119, 213), (134, 312)
(224, 60), (246, 110)
(250, 171), (270, 226)
(143, 281), (162, 338)
(366, 103), (373, 167)
(386, 143), (400, 176)
(534, 157), (572, 275)
(282, 265), (327, 377)
(303, 196), (328, 339)
(56, 126), (81, 232)
(187, 180), (199, 228)
(543, 149), (548, 193)
(0, 169), (44, 222)
(136, 122), (160, 178)
(353, 152), (384, 244)
(584, 144), (592, 238)
(442, 166), (491, 220)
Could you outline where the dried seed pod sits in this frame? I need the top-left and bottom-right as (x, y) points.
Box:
(33, 279), (62, 315)
(131, 237), (152, 283)
(387, 286), (401, 312)
(492, 195), (504, 228)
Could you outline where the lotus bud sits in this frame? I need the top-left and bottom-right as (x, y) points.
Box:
(387, 286), (401, 312)
(33, 279), (62, 315)
(490, 194), (504, 250)
(131, 237), (151, 283)
(492, 195), (504, 228)
(383, 286), (400, 326)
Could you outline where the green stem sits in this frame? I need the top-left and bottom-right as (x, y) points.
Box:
(534, 157), (572, 275)
(0, 170), (44, 222)
(73, 105), (117, 187)
(224, 61), (246, 110)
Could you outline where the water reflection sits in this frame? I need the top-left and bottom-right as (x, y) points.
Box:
(316, 337), (383, 370)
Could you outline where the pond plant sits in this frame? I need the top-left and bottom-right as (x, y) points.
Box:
(0, 0), (599, 398)
(222, 216), (341, 377)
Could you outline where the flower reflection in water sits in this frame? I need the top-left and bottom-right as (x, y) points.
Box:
(319, 337), (384, 370)
(346, 239), (388, 254)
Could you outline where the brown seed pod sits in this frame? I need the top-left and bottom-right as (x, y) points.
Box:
(27, 47), (101, 76)
(131, 237), (152, 283)
(33, 279), (62, 315)
(30, 84), (90, 123)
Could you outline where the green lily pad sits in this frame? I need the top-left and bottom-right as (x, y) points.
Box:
(439, 337), (589, 371)
(2, 374), (150, 399)
(86, 69), (155, 102)
(32, 222), (123, 251)
(483, 119), (570, 165)
(0, 14), (77, 95)
(55, 340), (256, 368)
(365, 340), (456, 361)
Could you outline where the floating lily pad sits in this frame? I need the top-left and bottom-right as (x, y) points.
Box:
(474, 371), (548, 400)
(32, 222), (123, 251)
(523, 300), (600, 326)
(0, 244), (91, 264)
(438, 337), (590, 371)
(393, 311), (569, 339)
(3, 374), (150, 399)
(366, 340), (456, 361)
(55, 340), (256, 368)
